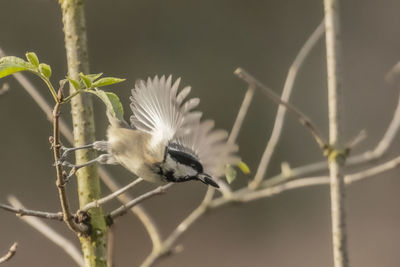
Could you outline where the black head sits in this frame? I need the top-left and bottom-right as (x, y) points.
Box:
(158, 145), (219, 188)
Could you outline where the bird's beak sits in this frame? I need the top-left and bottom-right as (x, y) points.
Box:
(197, 173), (220, 188)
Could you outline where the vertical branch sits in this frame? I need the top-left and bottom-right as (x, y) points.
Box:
(53, 93), (84, 233)
(58, 0), (107, 266)
(323, 0), (349, 267)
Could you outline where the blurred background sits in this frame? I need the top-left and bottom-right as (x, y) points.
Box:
(1, 0), (400, 266)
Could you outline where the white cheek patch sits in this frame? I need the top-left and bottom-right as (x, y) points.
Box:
(175, 163), (197, 178)
(164, 154), (197, 178)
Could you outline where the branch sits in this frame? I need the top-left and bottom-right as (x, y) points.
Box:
(0, 242), (17, 264)
(230, 154), (400, 204)
(141, 187), (215, 267)
(227, 86), (255, 145)
(250, 19), (325, 189)
(0, 46), (163, 252)
(234, 67), (327, 149)
(0, 203), (62, 220)
(7, 196), (84, 266)
(323, 0), (349, 266)
(141, 150), (400, 267)
(81, 178), (143, 212)
(257, 53), (400, 191)
(52, 91), (86, 233)
(59, 0), (108, 263)
(109, 183), (173, 221)
(98, 169), (163, 251)
(142, 21), (327, 266)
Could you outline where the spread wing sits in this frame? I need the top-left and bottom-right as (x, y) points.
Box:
(131, 75), (240, 178)
(174, 120), (240, 178)
(130, 75), (202, 147)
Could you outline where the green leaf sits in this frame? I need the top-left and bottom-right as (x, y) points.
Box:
(25, 52), (39, 67)
(67, 77), (81, 90)
(0, 56), (37, 79)
(80, 73), (92, 88)
(88, 89), (124, 121)
(86, 73), (103, 82)
(92, 77), (125, 88)
(225, 165), (237, 184)
(237, 161), (250, 175)
(39, 63), (52, 78)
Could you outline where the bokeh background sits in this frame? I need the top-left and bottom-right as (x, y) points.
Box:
(1, 0), (400, 266)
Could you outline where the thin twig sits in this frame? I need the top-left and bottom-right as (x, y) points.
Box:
(213, 153), (400, 206)
(372, 92), (400, 156)
(227, 86), (255, 145)
(52, 90), (85, 234)
(323, 0), (349, 266)
(142, 73), (265, 265)
(109, 183), (174, 220)
(345, 155), (400, 184)
(0, 203), (62, 220)
(260, 82), (400, 189)
(141, 150), (400, 266)
(141, 187), (214, 267)
(234, 67), (327, 149)
(250, 19), (325, 189)
(81, 178), (143, 212)
(0, 46), (163, 251)
(0, 242), (17, 264)
(141, 23), (327, 264)
(142, 147), (400, 266)
(7, 196), (84, 267)
(99, 169), (163, 251)
(107, 227), (115, 267)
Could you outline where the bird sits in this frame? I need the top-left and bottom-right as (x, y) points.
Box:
(59, 75), (239, 188)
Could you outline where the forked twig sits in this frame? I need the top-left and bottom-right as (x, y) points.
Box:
(81, 178), (143, 212)
(235, 68), (327, 149)
(140, 20), (328, 266)
(109, 183), (174, 221)
(250, 19), (325, 188)
(0, 203), (62, 220)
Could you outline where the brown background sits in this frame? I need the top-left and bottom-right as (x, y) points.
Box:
(1, 0), (400, 266)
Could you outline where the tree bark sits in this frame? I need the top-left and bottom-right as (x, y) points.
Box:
(59, 0), (107, 266)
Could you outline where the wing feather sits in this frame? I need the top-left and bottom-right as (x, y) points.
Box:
(175, 120), (240, 178)
(130, 75), (240, 177)
(130, 75), (201, 147)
